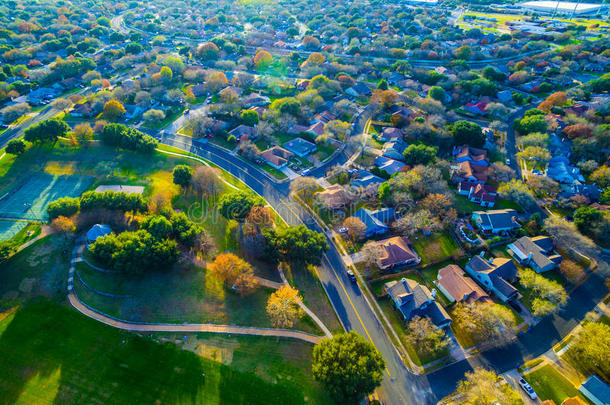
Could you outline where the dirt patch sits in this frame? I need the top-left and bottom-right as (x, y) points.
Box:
(19, 278), (37, 293)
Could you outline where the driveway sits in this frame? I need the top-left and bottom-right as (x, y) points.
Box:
(501, 369), (539, 405)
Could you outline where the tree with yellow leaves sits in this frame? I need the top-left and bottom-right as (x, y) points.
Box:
(266, 285), (304, 328)
(208, 253), (258, 295)
(103, 100), (126, 121)
(253, 50), (273, 71)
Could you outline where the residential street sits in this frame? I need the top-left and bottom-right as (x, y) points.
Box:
(155, 133), (610, 404)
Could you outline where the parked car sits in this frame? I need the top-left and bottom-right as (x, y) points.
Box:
(338, 227), (348, 233)
(506, 158), (511, 165)
(518, 378), (537, 399)
(346, 269), (357, 283)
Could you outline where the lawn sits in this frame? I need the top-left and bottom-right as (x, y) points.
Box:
(0, 300), (334, 405)
(73, 260), (322, 335)
(524, 364), (588, 405)
(453, 194), (522, 215)
(0, 235), (70, 311)
(412, 232), (462, 266)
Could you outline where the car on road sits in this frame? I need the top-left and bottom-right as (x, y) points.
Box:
(346, 269), (357, 283)
(506, 158), (511, 165)
(518, 378), (537, 399)
(338, 227), (348, 233)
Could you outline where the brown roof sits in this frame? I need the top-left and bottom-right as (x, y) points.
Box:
(317, 184), (349, 208)
(374, 236), (418, 269)
(455, 145), (488, 162)
(259, 146), (293, 167)
(435, 265), (491, 303)
(458, 161), (488, 183)
(561, 398), (586, 405)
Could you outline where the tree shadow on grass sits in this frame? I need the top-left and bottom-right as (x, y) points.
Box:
(0, 299), (309, 405)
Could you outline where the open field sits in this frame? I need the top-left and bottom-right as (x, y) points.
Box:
(0, 300), (333, 405)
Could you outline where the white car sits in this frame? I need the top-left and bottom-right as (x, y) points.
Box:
(506, 158), (511, 166)
(518, 378), (537, 400)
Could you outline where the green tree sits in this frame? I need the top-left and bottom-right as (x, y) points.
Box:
(452, 120), (484, 147)
(159, 66), (173, 84)
(172, 165), (192, 188)
(219, 190), (264, 221)
(141, 215), (173, 240)
(47, 197), (80, 219)
(567, 322), (610, 381)
(498, 180), (536, 211)
(240, 109), (259, 126)
(5, 139), (26, 155)
(24, 118), (70, 143)
(312, 331), (385, 403)
(519, 269), (567, 316)
(263, 225), (328, 264)
(428, 86), (446, 101)
(516, 115), (547, 135)
(403, 144), (438, 165)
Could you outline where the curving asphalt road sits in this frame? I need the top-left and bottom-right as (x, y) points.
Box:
(153, 132), (610, 404)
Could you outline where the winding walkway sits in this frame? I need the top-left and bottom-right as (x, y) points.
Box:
(67, 238), (326, 344)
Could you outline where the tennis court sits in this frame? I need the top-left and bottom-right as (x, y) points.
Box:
(0, 220), (27, 241)
(0, 173), (92, 220)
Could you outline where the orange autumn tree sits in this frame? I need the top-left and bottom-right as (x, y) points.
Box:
(254, 50), (273, 71)
(539, 91), (567, 111)
(266, 285), (304, 328)
(208, 253), (258, 296)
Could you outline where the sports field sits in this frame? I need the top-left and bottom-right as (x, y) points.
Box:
(0, 174), (91, 221)
(0, 220), (27, 241)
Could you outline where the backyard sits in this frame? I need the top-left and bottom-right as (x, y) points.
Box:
(412, 232), (462, 266)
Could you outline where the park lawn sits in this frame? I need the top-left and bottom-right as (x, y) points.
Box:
(0, 300), (332, 405)
(524, 364), (588, 405)
(73, 259), (322, 335)
(0, 235), (70, 312)
(284, 263), (344, 335)
(412, 232), (462, 266)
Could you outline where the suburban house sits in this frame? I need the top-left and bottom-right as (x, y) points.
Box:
(353, 207), (395, 237)
(242, 93), (270, 107)
(70, 102), (96, 118)
(546, 156), (585, 184)
(316, 184), (349, 210)
(579, 375), (610, 405)
(380, 127), (404, 142)
(463, 101), (488, 116)
(471, 209), (521, 234)
(86, 224), (112, 246)
(351, 170), (385, 189)
(458, 183), (498, 207)
(384, 278), (452, 328)
(435, 264), (491, 304)
(372, 236), (420, 270)
(507, 236), (562, 273)
(453, 161), (489, 184)
(381, 137), (408, 161)
(228, 124), (257, 141)
(283, 137), (316, 157)
(258, 146), (293, 169)
(453, 145), (490, 166)
(345, 82), (372, 98)
(465, 256), (519, 302)
(374, 156), (406, 176)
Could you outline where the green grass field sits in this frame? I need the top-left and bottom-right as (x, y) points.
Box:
(524, 364), (588, 405)
(412, 232), (462, 266)
(0, 300), (333, 405)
